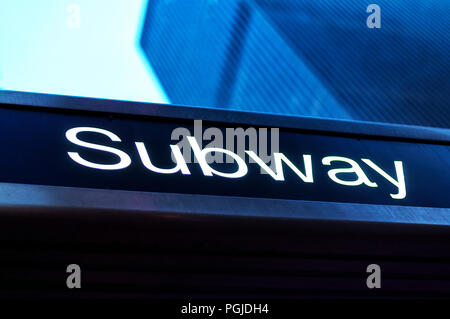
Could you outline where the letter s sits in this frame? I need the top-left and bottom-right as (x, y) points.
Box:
(65, 127), (131, 170)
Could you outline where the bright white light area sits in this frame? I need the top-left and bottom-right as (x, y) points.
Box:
(0, 0), (169, 103)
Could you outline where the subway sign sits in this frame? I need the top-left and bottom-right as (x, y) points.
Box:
(0, 106), (449, 208)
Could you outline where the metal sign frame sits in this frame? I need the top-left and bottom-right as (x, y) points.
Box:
(0, 90), (449, 225)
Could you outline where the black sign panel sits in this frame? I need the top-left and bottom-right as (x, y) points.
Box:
(0, 107), (449, 208)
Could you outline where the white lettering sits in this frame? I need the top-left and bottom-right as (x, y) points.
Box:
(246, 151), (313, 182)
(66, 127), (131, 170)
(322, 156), (377, 187)
(187, 136), (248, 178)
(136, 142), (190, 175)
(362, 159), (406, 199)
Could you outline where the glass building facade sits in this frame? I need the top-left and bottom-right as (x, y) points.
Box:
(141, 0), (449, 127)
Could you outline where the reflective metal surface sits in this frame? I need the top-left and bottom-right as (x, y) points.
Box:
(0, 182), (449, 225)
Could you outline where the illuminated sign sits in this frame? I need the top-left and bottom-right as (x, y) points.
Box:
(0, 107), (448, 208)
(65, 127), (406, 200)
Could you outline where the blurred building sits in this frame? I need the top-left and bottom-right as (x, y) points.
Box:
(141, 0), (450, 127)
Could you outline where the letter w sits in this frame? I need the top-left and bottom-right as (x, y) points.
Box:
(246, 151), (313, 182)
